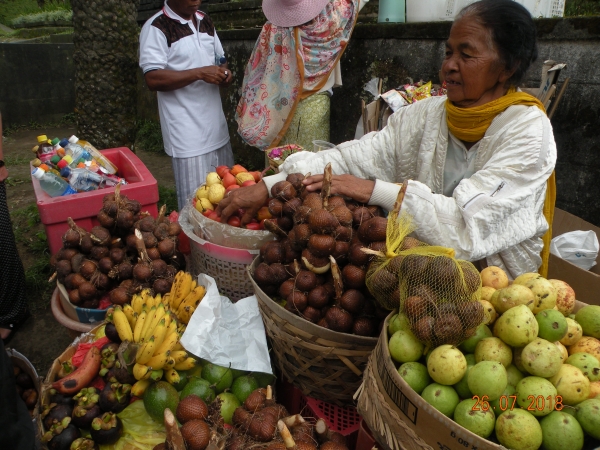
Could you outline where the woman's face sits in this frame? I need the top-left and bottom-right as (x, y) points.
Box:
(441, 18), (513, 108)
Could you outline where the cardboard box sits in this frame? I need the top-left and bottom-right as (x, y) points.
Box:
(549, 208), (600, 306)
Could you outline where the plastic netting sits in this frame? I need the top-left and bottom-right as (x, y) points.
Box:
(365, 204), (484, 347)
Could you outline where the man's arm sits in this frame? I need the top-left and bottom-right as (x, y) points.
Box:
(144, 66), (228, 91)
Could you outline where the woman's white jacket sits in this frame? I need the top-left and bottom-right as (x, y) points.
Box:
(264, 96), (557, 279)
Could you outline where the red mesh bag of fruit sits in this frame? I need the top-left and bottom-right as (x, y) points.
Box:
(365, 192), (484, 347)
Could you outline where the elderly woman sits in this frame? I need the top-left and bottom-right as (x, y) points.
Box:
(219, 0), (556, 279)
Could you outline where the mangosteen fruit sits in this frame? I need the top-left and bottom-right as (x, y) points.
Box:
(70, 437), (99, 450)
(90, 412), (123, 445)
(42, 402), (74, 429)
(99, 382), (131, 413)
(110, 361), (137, 385)
(71, 387), (100, 429)
(48, 389), (75, 407)
(42, 417), (81, 450)
(104, 323), (121, 344)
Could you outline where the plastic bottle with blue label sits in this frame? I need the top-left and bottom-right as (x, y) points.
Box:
(31, 168), (77, 197)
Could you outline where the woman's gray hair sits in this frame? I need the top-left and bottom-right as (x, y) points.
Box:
(456, 0), (538, 86)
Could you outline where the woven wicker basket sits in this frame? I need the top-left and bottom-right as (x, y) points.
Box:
(39, 323), (106, 448)
(248, 256), (378, 406)
(356, 311), (506, 450)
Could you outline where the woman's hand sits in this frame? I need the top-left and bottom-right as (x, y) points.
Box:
(198, 65), (228, 85)
(303, 174), (375, 204)
(216, 181), (269, 225)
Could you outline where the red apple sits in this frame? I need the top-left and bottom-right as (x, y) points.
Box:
(230, 164), (248, 176)
(256, 206), (272, 221)
(222, 172), (237, 188)
(250, 171), (262, 182)
(225, 184), (240, 193)
(241, 180), (256, 187)
(227, 216), (241, 227)
(216, 165), (230, 178)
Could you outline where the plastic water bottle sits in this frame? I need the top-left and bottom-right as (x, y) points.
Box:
(36, 135), (55, 163)
(31, 168), (76, 197)
(77, 138), (118, 174)
(65, 135), (87, 166)
(215, 53), (227, 66)
(63, 167), (104, 192)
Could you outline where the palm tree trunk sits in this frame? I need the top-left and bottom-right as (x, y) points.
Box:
(71, 0), (140, 149)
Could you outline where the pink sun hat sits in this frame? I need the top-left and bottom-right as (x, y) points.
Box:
(262, 0), (331, 27)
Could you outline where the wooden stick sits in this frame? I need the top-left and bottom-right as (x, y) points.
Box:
(361, 99), (368, 134)
(164, 408), (186, 450)
(548, 77), (570, 120)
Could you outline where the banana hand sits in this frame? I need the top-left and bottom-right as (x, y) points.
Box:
(113, 307), (133, 342)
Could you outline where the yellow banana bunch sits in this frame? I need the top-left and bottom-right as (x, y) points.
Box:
(168, 271), (193, 312)
(172, 285), (206, 324)
(118, 278), (202, 384)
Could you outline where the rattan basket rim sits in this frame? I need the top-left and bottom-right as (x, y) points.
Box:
(247, 256), (378, 348)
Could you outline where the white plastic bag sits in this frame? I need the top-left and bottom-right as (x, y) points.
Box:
(180, 273), (273, 374)
(550, 230), (599, 270)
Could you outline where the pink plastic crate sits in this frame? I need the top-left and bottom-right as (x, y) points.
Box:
(355, 419), (382, 450)
(32, 147), (159, 255)
(277, 380), (361, 450)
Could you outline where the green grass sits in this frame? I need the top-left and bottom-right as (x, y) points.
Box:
(4, 154), (31, 166)
(158, 184), (178, 215)
(11, 8), (71, 26)
(0, 0), (71, 27)
(565, 0), (600, 16)
(10, 204), (53, 313)
(135, 119), (164, 154)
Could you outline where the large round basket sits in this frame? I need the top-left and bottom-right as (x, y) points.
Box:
(356, 309), (546, 450)
(248, 256), (378, 406)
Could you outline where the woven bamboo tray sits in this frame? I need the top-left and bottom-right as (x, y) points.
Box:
(248, 256), (378, 406)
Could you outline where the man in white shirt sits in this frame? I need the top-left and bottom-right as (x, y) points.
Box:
(140, 0), (234, 209)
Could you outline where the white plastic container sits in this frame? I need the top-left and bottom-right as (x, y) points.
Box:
(406, 0), (564, 23)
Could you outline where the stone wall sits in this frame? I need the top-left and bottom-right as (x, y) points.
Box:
(0, 43), (75, 127)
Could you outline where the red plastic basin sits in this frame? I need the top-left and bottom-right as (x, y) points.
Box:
(32, 147), (159, 255)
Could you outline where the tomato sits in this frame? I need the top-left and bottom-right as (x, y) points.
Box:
(245, 222), (261, 230)
(202, 210), (212, 217)
(227, 216), (241, 227)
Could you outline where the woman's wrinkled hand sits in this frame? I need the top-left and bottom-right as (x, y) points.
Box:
(303, 173), (375, 204)
(198, 66), (228, 85)
(216, 181), (270, 225)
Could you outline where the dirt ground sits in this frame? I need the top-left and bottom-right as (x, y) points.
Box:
(3, 126), (176, 378)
